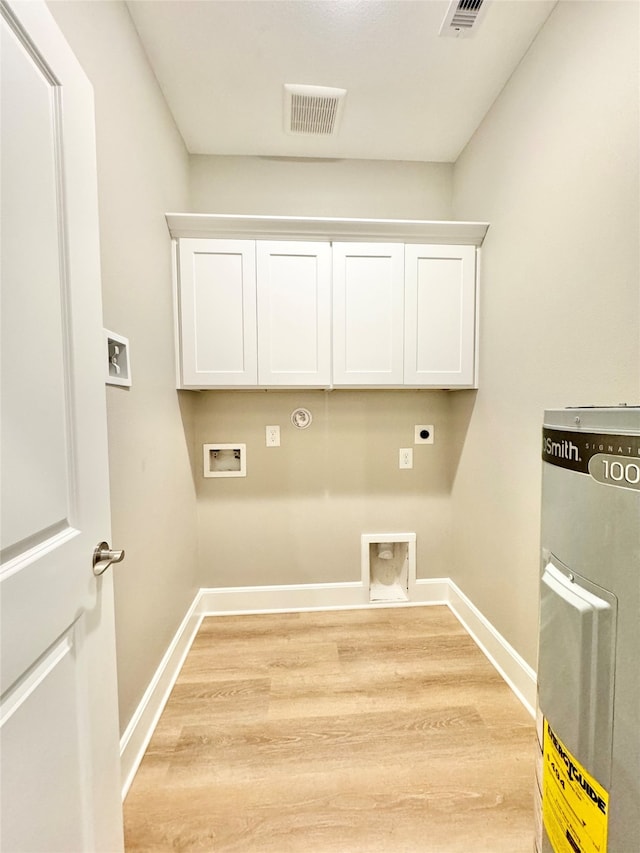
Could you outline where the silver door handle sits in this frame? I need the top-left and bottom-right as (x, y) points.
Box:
(93, 541), (125, 576)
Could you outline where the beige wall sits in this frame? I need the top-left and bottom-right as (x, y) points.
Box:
(189, 156), (456, 590)
(195, 390), (453, 587)
(49, 1), (199, 733)
(190, 155), (453, 219)
(450, 0), (640, 667)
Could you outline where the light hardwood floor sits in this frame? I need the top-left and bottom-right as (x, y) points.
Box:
(124, 606), (536, 852)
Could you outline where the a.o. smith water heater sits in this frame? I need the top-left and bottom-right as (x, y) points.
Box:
(535, 406), (639, 853)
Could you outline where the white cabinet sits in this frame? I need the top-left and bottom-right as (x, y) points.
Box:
(404, 244), (476, 387)
(332, 243), (477, 388)
(173, 222), (483, 390)
(332, 243), (405, 386)
(177, 239), (330, 388)
(178, 238), (257, 386)
(256, 241), (331, 386)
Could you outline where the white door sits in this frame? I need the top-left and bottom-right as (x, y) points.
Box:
(178, 238), (258, 387)
(404, 244), (477, 387)
(332, 243), (405, 386)
(0, 2), (124, 851)
(256, 241), (331, 386)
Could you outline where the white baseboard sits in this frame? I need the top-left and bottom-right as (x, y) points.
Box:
(119, 592), (202, 800)
(413, 577), (450, 604)
(120, 578), (536, 799)
(198, 581), (366, 614)
(197, 578), (451, 615)
(446, 580), (537, 716)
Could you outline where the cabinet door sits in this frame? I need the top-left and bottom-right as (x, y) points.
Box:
(178, 238), (257, 386)
(332, 243), (404, 386)
(404, 244), (476, 387)
(256, 241), (331, 386)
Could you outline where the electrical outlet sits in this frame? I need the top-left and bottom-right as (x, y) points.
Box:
(414, 424), (434, 444)
(399, 448), (413, 469)
(265, 425), (280, 447)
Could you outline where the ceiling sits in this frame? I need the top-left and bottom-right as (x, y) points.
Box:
(127, 0), (557, 163)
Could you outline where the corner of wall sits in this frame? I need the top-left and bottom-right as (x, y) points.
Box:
(448, 0), (640, 669)
(49, 0), (200, 737)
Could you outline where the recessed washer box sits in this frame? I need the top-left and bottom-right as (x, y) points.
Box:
(361, 533), (416, 603)
(105, 329), (131, 387)
(203, 443), (246, 478)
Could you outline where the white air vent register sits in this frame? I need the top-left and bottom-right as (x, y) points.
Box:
(284, 84), (346, 136)
(440, 0), (489, 37)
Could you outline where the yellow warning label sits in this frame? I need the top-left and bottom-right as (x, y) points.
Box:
(543, 719), (609, 853)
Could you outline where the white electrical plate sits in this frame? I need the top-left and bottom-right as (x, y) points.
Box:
(399, 448), (413, 469)
(203, 443), (246, 478)
(414, 424), (434, 444)
(105, 329), (131, 387)
(266, 425), (280, 447)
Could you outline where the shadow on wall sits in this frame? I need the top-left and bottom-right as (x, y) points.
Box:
(177, 390), (200, 485)
(448, 389), (479, 486)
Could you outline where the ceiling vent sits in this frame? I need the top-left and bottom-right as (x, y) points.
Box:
(439, 0), (489, 38)
(284, 84), (347, 136)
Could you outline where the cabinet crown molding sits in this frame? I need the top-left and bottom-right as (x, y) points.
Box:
(165, 213), (489, 246)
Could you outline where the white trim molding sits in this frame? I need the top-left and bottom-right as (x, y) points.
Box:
(197, 577), (453, 616)
(413, 577), (452, 605)
(446, 580), (537, 717)
(198, 581), (365, 615)
(120, 578), (536, 800)
(165, 213), (490, 246)
(119, 593), (202, 799)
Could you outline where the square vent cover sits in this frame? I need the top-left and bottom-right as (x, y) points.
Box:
(284, 84), (346, 136)
(440, 0), (489, 37)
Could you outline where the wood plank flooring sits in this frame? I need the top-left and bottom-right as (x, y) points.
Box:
(124, 606), (536, 852)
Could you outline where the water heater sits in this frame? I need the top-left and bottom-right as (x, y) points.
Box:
(535, 406), (639, 853)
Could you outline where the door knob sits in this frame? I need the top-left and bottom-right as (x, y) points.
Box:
(93, 541), (125, 576)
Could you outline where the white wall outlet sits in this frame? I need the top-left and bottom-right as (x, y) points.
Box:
(266, 425), (280, 447)
(399, 448), (413, 469)
(414, 424), (434, 444)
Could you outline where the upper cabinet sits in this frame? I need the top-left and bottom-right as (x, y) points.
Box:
(178, 239), (331, 388)
(170, 215), (488, 391)
(178, 238), (257, 386)
(404, 244), (476, 387)
(332, 243), (405, 386)
(256, 241), (331, 386)
(332, 242), (476, 388)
